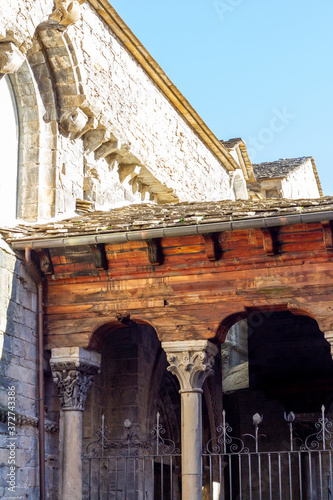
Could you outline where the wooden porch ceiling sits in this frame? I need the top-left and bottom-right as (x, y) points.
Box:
(41, 221), (333, 350)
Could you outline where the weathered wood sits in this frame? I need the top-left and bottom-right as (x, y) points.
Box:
(322, 221), (333, 250)
(42, 223), (333, 349)
(90, 244), (108, 270)
(202, 234), (220, 261)
(38, 249), (54, 275)
(145, 239), (163, 265)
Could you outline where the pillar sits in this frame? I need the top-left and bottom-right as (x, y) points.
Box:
(50, 347), (101, 500)
(162, 340), (218, 500)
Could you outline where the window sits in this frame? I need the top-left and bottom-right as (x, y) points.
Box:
(0, 75), (19, 223)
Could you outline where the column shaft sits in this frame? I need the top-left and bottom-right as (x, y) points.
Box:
(50, 347), (101, 500)
(162, 340), (218, 500)
(181, 390), (203, 499)
(61, 411), (83, 500)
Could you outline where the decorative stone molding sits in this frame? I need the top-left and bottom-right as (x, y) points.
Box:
(162, 340), (218, 392)
(50, 347), (101, 411)
(0, 42), (25, 74)
(49, 0), (86, 28)
(0, 407), (58, 433)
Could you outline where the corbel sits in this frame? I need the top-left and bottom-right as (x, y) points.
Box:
(260, 227), (280, 256)
(90, 244), (108, 270)
(118, 164), (141, 184)
(202, 233), (220, 261)
(146, 239), (163, 266)
(38, 249), (54, 275)
(60, 108), (89, 138)
(70, 116), (98, 141)
(322, 221), (333, 250)
(0, 42), (25, 74)
(83, 128), (114, 154)
(94, 140), (120, 161)
(49, 0), (86, 28)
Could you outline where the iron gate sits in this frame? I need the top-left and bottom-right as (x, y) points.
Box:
(82, 413), (181, 500)
(83, 406), (333, 499)
(202, 406), (333, 500)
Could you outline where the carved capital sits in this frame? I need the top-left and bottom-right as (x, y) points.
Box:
(162, 341), (218, 392)
(0, 42), (25, 74)
(49, 0), (86, 27)
(50, 347), (101, 411)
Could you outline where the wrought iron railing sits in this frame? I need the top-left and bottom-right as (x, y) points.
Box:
(202, 406), (333, 500)
(82, 412), (181, 500)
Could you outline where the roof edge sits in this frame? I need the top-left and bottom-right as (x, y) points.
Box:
(87, 0), (238, 172)
(8, 210), (333, 251)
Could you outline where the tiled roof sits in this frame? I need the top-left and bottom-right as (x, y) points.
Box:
(2, 197), (333, 242)
(253, 157), (311, 179)
(221, 138), (243, 149)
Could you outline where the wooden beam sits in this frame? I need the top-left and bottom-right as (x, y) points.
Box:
(322, 221), (333, 250)
(202, 234), (220, 261)
(261, 228), (279, 256)
(90, 244), (108, 270)
(38, 249), (54, 275)
(146, 239), (163, 266)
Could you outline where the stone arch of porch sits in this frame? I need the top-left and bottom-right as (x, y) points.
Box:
(88, 316), (161, 352)
(215, 304), (318, 344)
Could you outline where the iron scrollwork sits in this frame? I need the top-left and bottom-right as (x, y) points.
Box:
(82, 412), (180, 459)
(203, 409), (250, 455)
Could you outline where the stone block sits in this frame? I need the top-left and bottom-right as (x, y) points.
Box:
(50, 346), (101, 368)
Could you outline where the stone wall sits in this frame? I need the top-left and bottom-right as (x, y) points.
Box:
(257, 158), (321, 200)
(0, 0), (239, 223)
(281, 159), (320, 199)
(0, 240), (58, 499)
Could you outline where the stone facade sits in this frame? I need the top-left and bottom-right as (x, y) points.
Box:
(0, 1), (239, 496)
(0, 239), (58, 499)
(0, 1), (328, 499)
(0, 0), (241, 223)
(252, 157), (322, 199)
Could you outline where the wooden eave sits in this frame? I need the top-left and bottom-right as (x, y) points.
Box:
(86, 0), (238, 172)
(310, 157), (324, 197)
(32, 219), (333, 350)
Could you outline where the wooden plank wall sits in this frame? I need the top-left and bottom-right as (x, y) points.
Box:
(43, 223), (333, 349)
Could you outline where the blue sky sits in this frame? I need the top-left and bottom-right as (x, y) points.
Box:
(110, 0), (333, 195)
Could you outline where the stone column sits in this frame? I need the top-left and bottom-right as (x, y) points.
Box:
(50, 347), (101, 500)
(162, 340), (218, 500)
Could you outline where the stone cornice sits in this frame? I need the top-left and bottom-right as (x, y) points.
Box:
(86, 0), (238, 173)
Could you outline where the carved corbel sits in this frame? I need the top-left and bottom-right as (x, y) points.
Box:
(49, 0), (86, 28)
(90, 244), (108, 270)
(322, 221), (333, 251)
(60, 108), (89, 138)
(83, 128), (114, 154)
(94, 140), (119, 161)
(0, 42), (25, 74)
(146, 239), (163, 266)
(38, 249), (54, 275)
(202, 233), (220, 261)
(71, 116), (98, 141)
(118, 164), (141, 184)
(261, 227), (280, 256)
